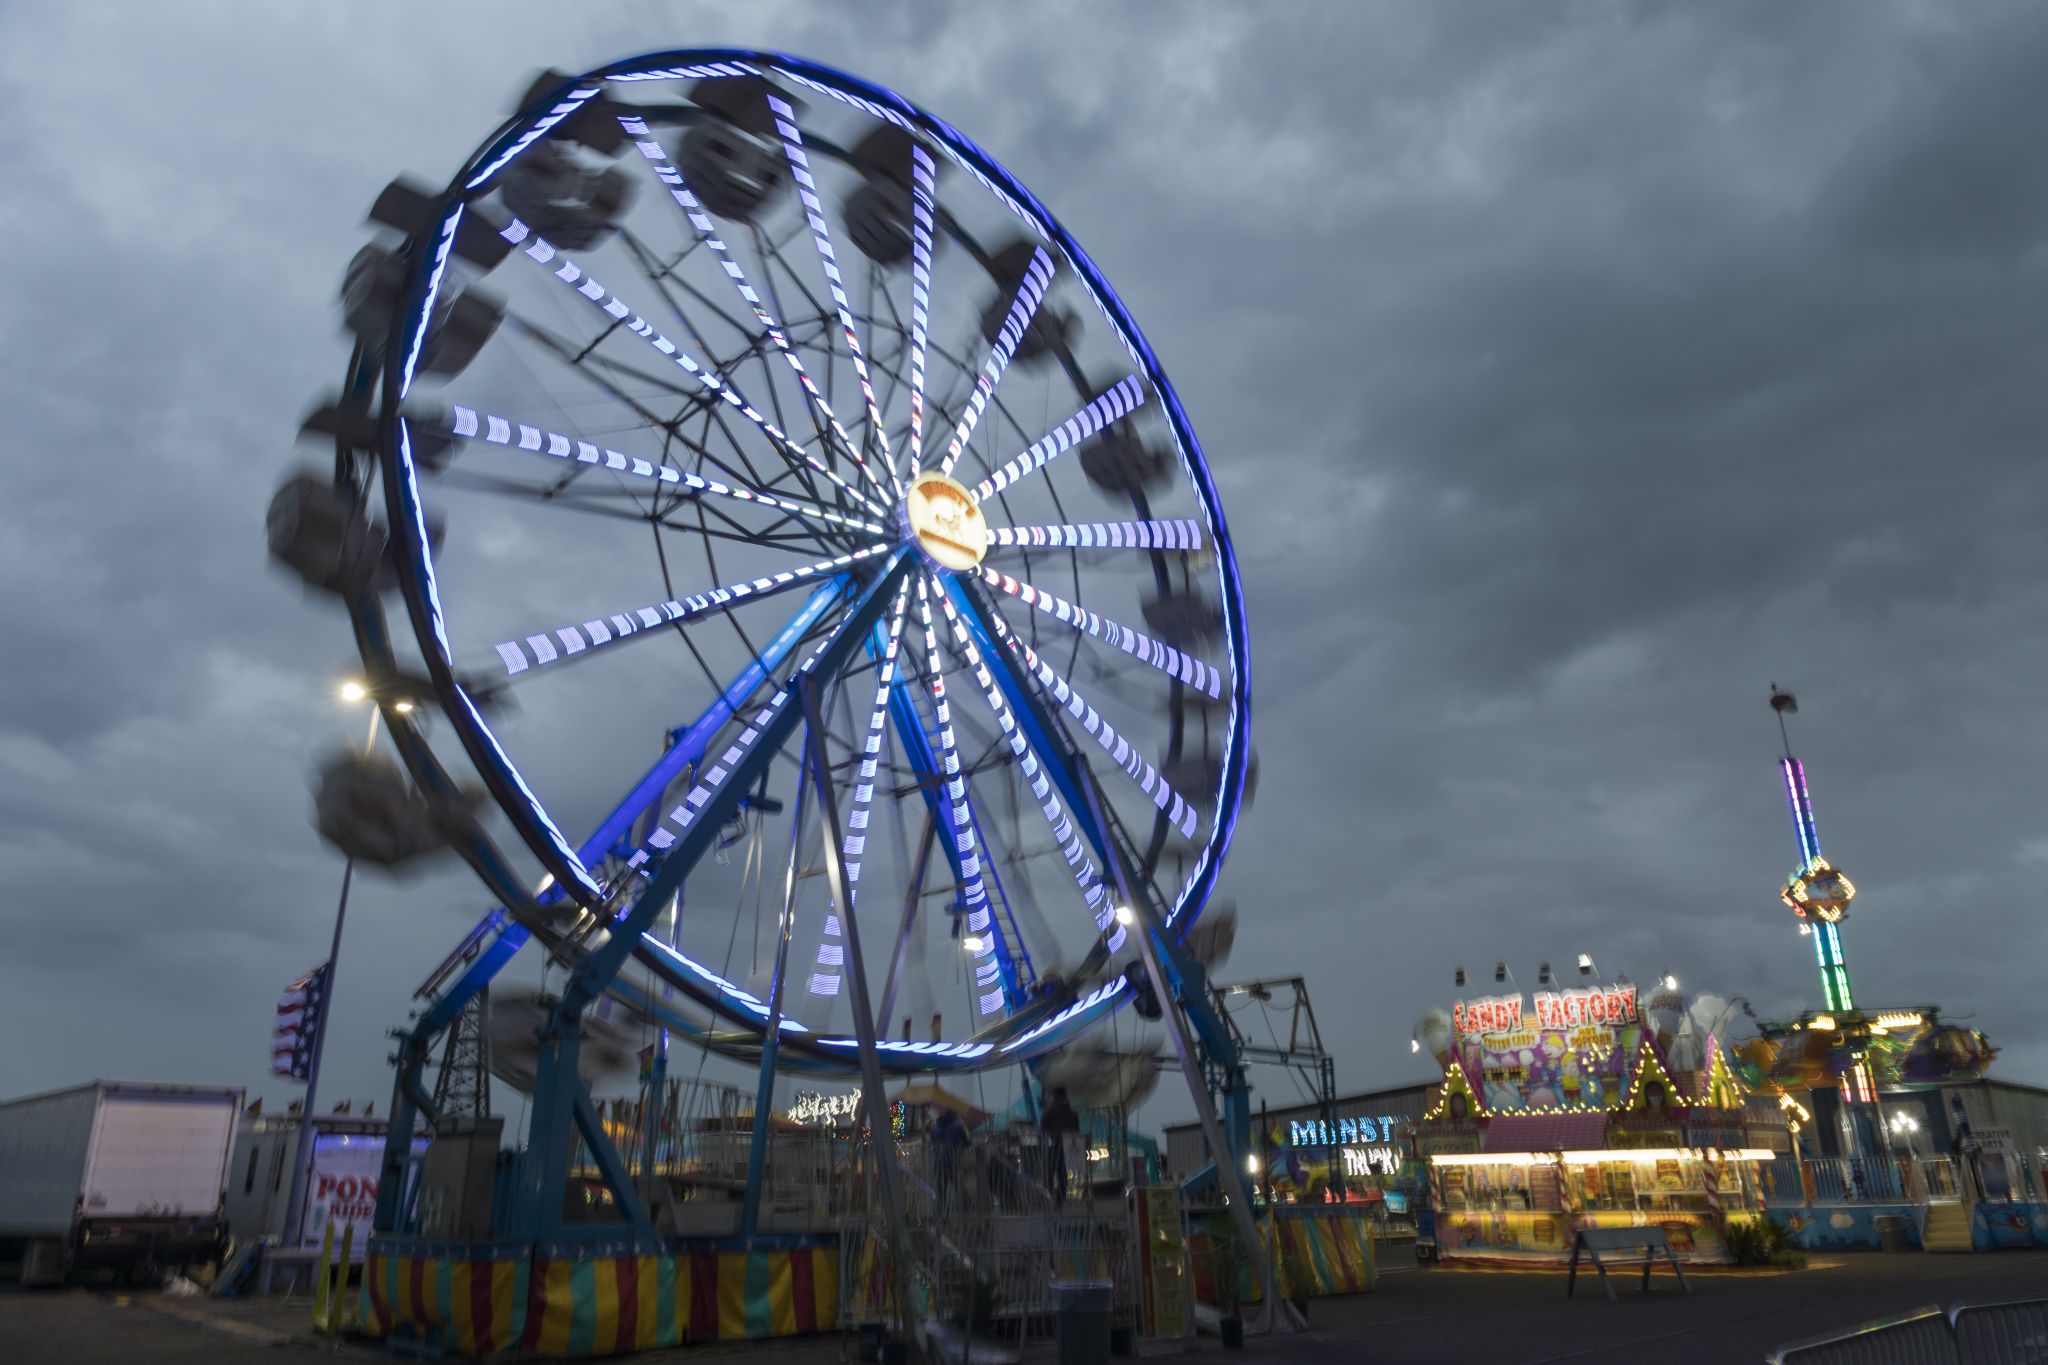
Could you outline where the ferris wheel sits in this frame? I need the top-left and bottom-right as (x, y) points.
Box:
(276, 50), (1252, 1077)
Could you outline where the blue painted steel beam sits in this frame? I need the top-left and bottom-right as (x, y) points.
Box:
(879, 648), (1026, 1008)
(515, 554), (913, 1236)
(945, 576), (1240, 1063)
(943, 577), (1111, 872)
(570, 1083), (654, 1238)
(953, 585), (1246, 1170)
(412, 578), (855, 1041)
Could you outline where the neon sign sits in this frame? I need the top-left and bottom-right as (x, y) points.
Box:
(786, 1090), (861, 1126)
(1533, 984), (1636, 1030)
(1341, 1146), (1404, 1178)
(1453, 995), (1523, 1034)
(1288, 1115), (1403, 1147)
(1453, 985), (1637, 1036)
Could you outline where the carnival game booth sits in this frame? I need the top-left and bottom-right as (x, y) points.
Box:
(1413, 979), (1782, 1265)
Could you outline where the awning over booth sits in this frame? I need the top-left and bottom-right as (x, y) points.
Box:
(1481, 1111), (1609, 1154)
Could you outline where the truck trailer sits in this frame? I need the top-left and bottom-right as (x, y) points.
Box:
(0, 1080), (243, 1285)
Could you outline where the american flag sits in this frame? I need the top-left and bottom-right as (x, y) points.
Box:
(272, 964), (331, 1081)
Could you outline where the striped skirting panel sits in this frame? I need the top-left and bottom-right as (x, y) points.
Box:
(360, 1244), (838, 1356)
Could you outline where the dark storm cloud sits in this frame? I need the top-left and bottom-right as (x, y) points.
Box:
(1, 0), (2044, 1132)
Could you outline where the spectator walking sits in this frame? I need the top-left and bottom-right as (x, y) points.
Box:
(932, 1106), (970, 1215)
(1040, 1086), (1081, 1205)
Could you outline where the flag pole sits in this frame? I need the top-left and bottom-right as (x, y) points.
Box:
(281, 856), (354, 1257)
(281, 706), (376, 1260)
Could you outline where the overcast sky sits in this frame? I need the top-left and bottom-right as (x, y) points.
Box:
(3, 1), (2046, 1135)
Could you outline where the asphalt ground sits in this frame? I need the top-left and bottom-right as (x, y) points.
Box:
(2, 1250), (2044, 1363)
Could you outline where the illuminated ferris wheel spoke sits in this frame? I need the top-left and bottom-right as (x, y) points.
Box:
(933, 588), (1125, 954)
(764, 96), (900, 494)
(912, 577), (1008, 1017)
(972, 565), (1224, 699)
(805, 578), (913, 1000)
(489, 544), (889, 677)
(902, 144), (938, 481)
(440, 405), (885, 536)
(986, 517), (1204, 554)
(495, 217), (889, 519)
(972, 375), (1145, 502)
(617, 114), (895, 505)
(623, 556), (909, 873)
(936, 246), (1054, 480)
(980, 606), (1200, 841)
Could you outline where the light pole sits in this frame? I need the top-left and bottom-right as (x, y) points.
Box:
(279, 682), (406, 1254)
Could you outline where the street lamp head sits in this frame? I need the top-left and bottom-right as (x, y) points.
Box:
(962, 935), (987, 953)
(1661, 974), (1679, 992)
(1113, 905), (1135, 927)
(393, 700), (415, 715)
(339, 680), (369, 703)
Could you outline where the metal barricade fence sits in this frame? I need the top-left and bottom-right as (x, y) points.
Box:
(1767, 1305), (1962, 1365)
(1949, 1298), (2048, 1364)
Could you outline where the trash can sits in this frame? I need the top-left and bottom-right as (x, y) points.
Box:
(1872, 1213), (1913, 1253)
(1054, 1281), (1114, 1365)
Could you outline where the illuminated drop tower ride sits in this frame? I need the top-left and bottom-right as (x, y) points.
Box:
(1770, 685), (1857, 1014)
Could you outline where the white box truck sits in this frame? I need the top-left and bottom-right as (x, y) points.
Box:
(0, 1081), (243, 1285)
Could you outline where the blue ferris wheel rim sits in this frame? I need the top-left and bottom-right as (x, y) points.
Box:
(374, 49), (1252, 1071)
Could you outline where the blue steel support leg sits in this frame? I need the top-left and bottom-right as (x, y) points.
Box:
(879, 640), (1027, 1011)
(515, 554), (912, 1243)
(952, 574), (1288, 1327)
(944, 577), (1244, 1056)
(371, 1030), (432, 1235)
(571, 1084), (655, 1240)
(1224, 1077), (1251, 1173)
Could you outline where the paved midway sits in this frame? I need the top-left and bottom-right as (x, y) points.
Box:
(2, 1252), (2044, 1363)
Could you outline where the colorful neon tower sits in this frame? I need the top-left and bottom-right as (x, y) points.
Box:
(1770, 685), (1857, 1014)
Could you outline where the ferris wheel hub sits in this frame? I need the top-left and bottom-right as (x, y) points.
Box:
(901, 471), (989, 573)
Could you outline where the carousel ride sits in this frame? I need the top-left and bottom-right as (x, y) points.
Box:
(271, 48), (1281, 1326)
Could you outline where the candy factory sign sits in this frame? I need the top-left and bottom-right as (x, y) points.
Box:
(1454, 984), (1637, 1037)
